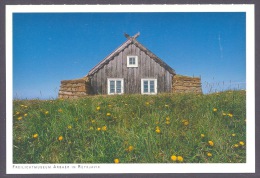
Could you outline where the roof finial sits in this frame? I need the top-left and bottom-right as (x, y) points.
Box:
(124, 32), (140, 40)
(133, 32), (140, 39)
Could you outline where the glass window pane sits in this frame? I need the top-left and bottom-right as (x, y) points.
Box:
(143, 81), (148, 93)
(150, 80), (154, 93)
(116, 80), (121, 93)
(110, 80), (115, 93)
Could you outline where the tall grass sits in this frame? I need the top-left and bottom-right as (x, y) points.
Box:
(13, 90), (246, 163)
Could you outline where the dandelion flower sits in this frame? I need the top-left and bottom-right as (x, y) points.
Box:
(16, 111), (20, 115)
(24, 106), (28, 108)
(89, 126), (94, 130)
(222, 112), (227, 116)
(114, 158), (119, 163)
(183, 121), (189, 126)
(177, 156), (184, 162)
(58, 136), (63, 141)
(201, 134), (205, 138)
(165, 104), (169, 107)
(207, 152), (212, 157)
(102, 126), (107, 131)
(108, 104), (112, 107)
(128, 145), (134, 152)
(208, 140), (214, 146)
(234, 144), (239, 148)
(24, 113), (28, 117)
(33, 133), (38, 139)
(145, 102), (150, 106)
(155, 129), (161, 134)
(166, 121), (170, 125)
(213, 108), (217, 112)
(239, 141), (245, 146)
(67, 125), (72, 129)
(58, 109), (63, 113)
(96, 106), (100, 111)
(106, 113), (111, 116)
(91, 120), (95, 123)
(125, 103), (128, 106)
(232, 134), (236, 137)
(97, 127), (101, 131)
(228, 113), (233, 118)
(171, 155), (177, 161)
(45, 111), (49, 115)
(17, 116), (22, 121)
(166, 117), (170, 121)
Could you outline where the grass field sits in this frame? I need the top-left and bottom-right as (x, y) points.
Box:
(13, 90), (246, 163)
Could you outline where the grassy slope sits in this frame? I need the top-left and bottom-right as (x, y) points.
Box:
(13, 90), (246, 163)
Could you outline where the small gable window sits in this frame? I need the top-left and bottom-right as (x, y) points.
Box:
(141, 79), (157, 94)
(107, 78), (124, 95)
(127, 56), (138, 67)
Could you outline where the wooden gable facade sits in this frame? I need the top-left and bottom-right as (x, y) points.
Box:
(87, 32), (176, 95)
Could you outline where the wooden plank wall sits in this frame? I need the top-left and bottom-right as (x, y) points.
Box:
(90, 44), (173, 94)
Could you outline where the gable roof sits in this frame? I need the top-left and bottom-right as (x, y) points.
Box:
(87, 33), (176, 76)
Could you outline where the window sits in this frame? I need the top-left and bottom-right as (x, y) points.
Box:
(141, 79), (157, 94)
(107, 78), (124, 95)
(127, 56), (138, 67)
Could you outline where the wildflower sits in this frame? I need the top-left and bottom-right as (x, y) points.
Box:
(16, 111), (20, 115)
(106, 113), (111, 117)
(165, 104), (169, 107)
(125, 103), (128, 106)
(97, 127), (101, 131)
(177, 156), (184, 162)
(171, 155), (177, 161)
(234, 144), (239, 148)
(207, 152), (212, 157)
(155, 121), (159, 125)
(20, 105), (24, 107)
(91, 120), (95, 123)
(208, 141), (214, 146)
(96, 106), (100, 111)
(213, 108), (217, 112)
(33, 133), (38, 139)
(127, 145), (134, 152)
(114, 158), (119, 163)
(102, 126), (107, 131)
(45, 111), (49, 115)
(24, 106), (28, 108)
(183, 121), (189, 126)
(145, 102), (150, 106)
(166, 121), (170, 125)
(239, 141), (245, 146)
(166, 117), (170, 121)
(17, 116), (22, 121)
(108, 104), (112, 107)
(222, 112), (227, 116)
(89, 126), (94, 130)
(155, 128), (161, 134)
(228, 113), (233, 118)
(58, 136), (63, 141)
(201, 134), (205, 138)
(67, 125), (72, 129)
(232, 134), (236, 137)
(58, 109), (63, 113)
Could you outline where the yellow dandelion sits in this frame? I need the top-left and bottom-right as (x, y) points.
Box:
(165, 104), (169, 107)
(58, 136), (63, 141)
(239, 141), (245, 146)
(125, 103), (128, 106)
(33, 133), (38, 139)
(128, 145), (134, 152)
(222, 112), (227, 116)
(16, 111), (20, 115)
(97, 127), (101, 131)
(166, 121), (170, 125)
(166, 117), (170, 121)
(24, 106), (28, 108)
(91, 120), (95, 123)
(114, 158), (119, 163)
(228, 113), (233, 118)
(208, 140), (214, 146)
(213, 108), (217, 112)
(67, 125), (72, 129)
(183, 121), (189, 126)
(145, 102), (150, 106)
(89, 126), (94, 130)
(108, 104), (112, 107)
(207, 152), (212, 157)
(45, 111), (49, 115)
(234, 144), (239, 148)
(58, 109), (63, 113)
(155, 129), (161, 134)
(20, 105), (24, 107)
(232, 133), (236, 137)
(171, 155), (177, 161)
(177, 156), (184, 162)
(96, 106), (100, 111)
(102, 126), (107, 131)
(201, 134), (205, 138)
(17, 116), (22, 121)
(106, 113), (111, 116)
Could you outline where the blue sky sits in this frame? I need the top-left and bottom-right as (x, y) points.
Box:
(13, 12), (246, 99)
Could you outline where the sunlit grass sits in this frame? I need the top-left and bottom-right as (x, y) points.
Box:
(13, 90), (246, 163)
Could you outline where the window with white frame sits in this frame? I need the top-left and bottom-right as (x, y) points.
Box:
(107, 78), (124, 95)
(141, 79), (157, 94)
(127, 56), (138, 67)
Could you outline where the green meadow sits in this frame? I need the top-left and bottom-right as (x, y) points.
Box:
(13, 90), (246, 163)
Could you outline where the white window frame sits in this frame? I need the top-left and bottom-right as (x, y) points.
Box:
(107, 78), (124, 95)
(127, 56), (138, 67)
(141, 79), (157, 95)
